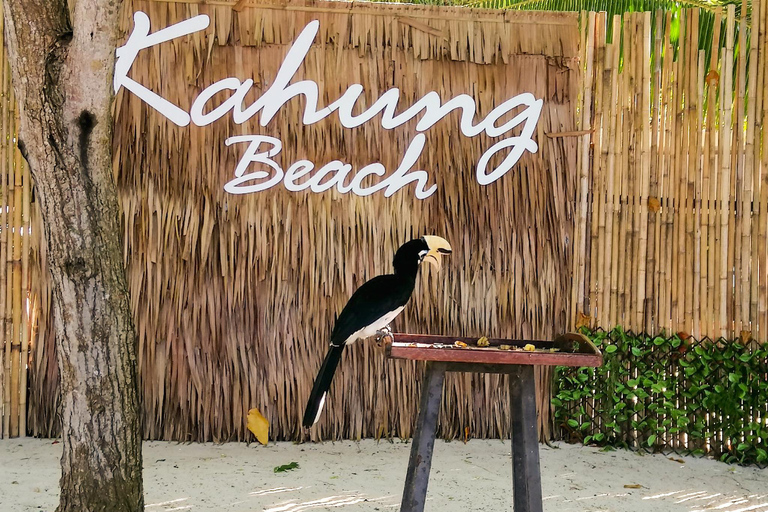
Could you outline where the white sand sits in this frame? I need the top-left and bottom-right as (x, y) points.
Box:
(1, 438), (766, 512)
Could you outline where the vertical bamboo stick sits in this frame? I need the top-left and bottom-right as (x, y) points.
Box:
(629, 14), (642, 331)
(755, 0), (768, 342)
(648, 11), (663, 334)
(618, 14), (633, 328)
(609, 15), (623, 326)
(694, 50), (704, 339)
(682, 9), (695, 337)
(636, 12), (651, 331)
(588, 13), (605, 326)
(750, 0), (763, 340)
(704, 10), (721, 339)
(19, 152), (28, 437)
(660, 13), (675, 334)
(689, 10), (701, 339)
(4, 72), (14, 437)
(672, 10), (688, 333)
(573, 11), (595, 328)
(756, 0), (768, 342)
(720, 6), (736, 338)
(733, 0), (748, 337)
(604, 15), (621, 329)
(744, 0), (759, 340)
(9, 85), (21, 437)
(0, 44), (7, 439)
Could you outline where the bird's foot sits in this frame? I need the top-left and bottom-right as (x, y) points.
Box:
(374, 326), (394, 347)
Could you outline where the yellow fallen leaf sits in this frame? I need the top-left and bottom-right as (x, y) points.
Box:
(499, 345), (512, 350)
(523, 344), (536, 351)
(623, 484), (643, 489)
(247, 408), (269, 446)
(477, 336), (490, 347)
(454, 341), (468, 348)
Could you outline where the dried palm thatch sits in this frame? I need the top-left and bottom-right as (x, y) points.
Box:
(25, 0), (579, 442)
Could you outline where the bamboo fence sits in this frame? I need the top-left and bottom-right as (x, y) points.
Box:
(572, 4), (768, 344)
(0, 12), (35, 439)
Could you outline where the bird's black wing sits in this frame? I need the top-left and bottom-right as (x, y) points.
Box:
(330, 274), (413, 346)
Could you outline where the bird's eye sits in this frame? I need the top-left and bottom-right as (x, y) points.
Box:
(418, 249), (428, 259)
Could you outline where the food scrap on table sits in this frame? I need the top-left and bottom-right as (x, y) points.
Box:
(476, 336), (490, 347)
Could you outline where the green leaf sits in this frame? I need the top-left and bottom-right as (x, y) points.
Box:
(567, 419), (579, 428)
(737, 443), (750, 452)
(605, 345), (618, 354)
(647, 435), (657, 446)
(274, 462), (300, 473)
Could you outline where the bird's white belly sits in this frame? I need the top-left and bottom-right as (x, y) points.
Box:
(344, 306), (404, 345)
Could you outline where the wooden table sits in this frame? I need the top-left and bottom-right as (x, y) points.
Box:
(385, 333), (602, 512)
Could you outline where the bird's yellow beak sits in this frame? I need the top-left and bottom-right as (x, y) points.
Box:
(422, 236), (452, 271)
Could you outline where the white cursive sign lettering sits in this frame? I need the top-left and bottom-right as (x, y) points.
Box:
(115, 11), (543, 199)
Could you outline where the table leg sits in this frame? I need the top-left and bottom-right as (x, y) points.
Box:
(400, 361), (446, 512)
(509, 365), (543, 512)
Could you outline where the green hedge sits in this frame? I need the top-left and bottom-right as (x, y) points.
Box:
(552, 327), (768, 465)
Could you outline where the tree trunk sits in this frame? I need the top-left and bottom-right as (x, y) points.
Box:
(2, 1), (143, 511)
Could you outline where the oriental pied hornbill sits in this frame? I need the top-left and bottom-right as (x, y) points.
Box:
(302, 236), (452, 427)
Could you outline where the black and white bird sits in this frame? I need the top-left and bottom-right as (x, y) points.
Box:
(302, 235), (452, 427)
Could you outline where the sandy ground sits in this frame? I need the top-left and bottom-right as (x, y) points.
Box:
(0, 438), (766, 512)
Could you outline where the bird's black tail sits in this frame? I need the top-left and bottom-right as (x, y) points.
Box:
(302, 344), (344, 427)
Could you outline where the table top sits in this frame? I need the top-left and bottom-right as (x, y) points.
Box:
(385, 332), (603, 368)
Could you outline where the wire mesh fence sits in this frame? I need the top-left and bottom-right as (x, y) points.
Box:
(553, 328), (768, 466)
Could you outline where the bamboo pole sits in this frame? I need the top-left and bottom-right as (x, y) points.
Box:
(689, 10), (701, 339)
(603, 15), (621, 329)
(749, 0), (763, 340)
(9, 84), (20, 437)
(755, 0), (768, 343)
(4, 69), (14, 437)
(733, 0), (748, 337)
(694, 48), (705, 339)
(660, 13), (674, 334)
(617, 14), (632, 328)
(720, 6), (735, 338)
(647, 10), (663, 334)
(0, 42), (7, 440)
(19, 152), (29, 437)
(681, 9), (695, 337)
(591, 12), (607, 327)
(573, 11), (595, 327)
(608, 15), (622, 326)
(672, 10), (687, 333)
(636, 12), (651, 331)
(742, 0), (757, 340)
(704, 10), (722, 339)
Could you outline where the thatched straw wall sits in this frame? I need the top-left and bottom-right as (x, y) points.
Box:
(24, 0), (580, 441)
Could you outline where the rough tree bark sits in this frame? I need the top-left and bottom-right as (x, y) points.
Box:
(2, 1), (143, 511)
